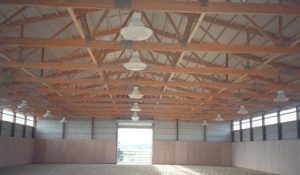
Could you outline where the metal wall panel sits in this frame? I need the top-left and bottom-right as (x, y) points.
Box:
(153, 120), (176, 140)
(282, 121), (297, 139)
(25, 126), (32, 138)
(36, 120), (62, 139)
(65, 120), (92, 139)
(14, 124), (23, 138)
(206, 123), (231, 142)
(1, 121), (12, 137)
(266, 124), (278, 140)
(234, 131), (240, 142)
(178, 121), (204, 141)
(253, 127), (263, 141)
(94, 119), (117, 139)
(243, 129), (250, 142)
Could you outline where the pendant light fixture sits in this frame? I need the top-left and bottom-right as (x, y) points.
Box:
(131, 112), (140, 121)
(128, 87), (143, 99)
(120, 12), (153, 41)
(215, 114), (224, 121)
(130, 103), (141, 112)
(237, 105), (248, 115)
(273, 90), (289, 102)
(43, 110), (52, 118)
(18, 100), (29, 109)
(202, 119), (208, 126)
(123, 51), (147, 71)
(60, 117), (67, 123)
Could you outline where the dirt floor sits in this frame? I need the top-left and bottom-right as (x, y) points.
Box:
(0, 164), (278, 175)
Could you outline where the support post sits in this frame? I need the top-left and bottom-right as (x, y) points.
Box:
(32, 116), (37, 138)
(11, 111), (16, 137)
(239, 120), (243, 142)
(0, 108), (3, 136)
(62, 122), (66, 139)
(262, 113), (267, 141)
(91, 117), (95, 139)
(22, 114), (27, 138)
(176, 119), (179, 141)
(277, 109), (282, 140)
(203, 125), (207, 142)
(231, 121), (234, 142)
(250, 116), (254, 141)
(296, 106), (300, 139)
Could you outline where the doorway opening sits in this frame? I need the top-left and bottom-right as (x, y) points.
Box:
(117, 128), (153, 165)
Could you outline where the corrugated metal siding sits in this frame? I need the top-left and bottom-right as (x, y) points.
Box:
(253, 127), (263, 141)
(282, 121), (297, 139)
(14, 124), (23, 138)
(242, 129), (250, 142)
(65, 120), (92, 139)
(25, 126), (32, 138)
(36, 120), (62, 139)
(206, 123), (231, 142)
(94, 119), (117, 139)
(234, 131), (240, 142)
(178, 121), (204, 141)
(266, 124), (278, 140)
(1, 121), (12, 136)
(153, 120), (176, 140)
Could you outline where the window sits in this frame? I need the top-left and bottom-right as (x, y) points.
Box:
(15, 113), (25, 124)
(26, 116), (34, 126)
(2, 109), (14, 122)
(264, 112), (278, 126)
(242, 119), (250, 129)
(252, 116), (262, 128)
(280, 108), (297, 123)
(233, 121), (240, 131)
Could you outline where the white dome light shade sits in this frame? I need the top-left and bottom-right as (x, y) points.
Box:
(120, 12), (153, 41)
(43, 110), (52, 118)
(124, 52), (147, 71)
(202, 119), (208, 126)
(18, 100), (29, 109)
(131, 103), (141, 112)
(273, 90), (289, 102)
(237, 105), (248, 115)
(60, 117), (67, 123)
(215, 114), (224, 121)
(131, 112), (140, 121)
(128, 87), (144, 99)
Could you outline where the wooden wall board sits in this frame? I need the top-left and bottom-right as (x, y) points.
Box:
(153, 140), (232, 166)
(197, 142), (208, 165)
(187, 141), (199, 165)
(33, 139), (46, 163)
(93, 140), (106, 163)
(33, 139), (117, 164)
(153, 141), (165, 164)
(104, 140), (117, 164)
(175, 141), (187, 165)
(220, 142), (232, 166)
(164, 141), (175, 164)
(232, 139), (300, 175)
(80, 140), (94, 164)
(207, 142), (221, 166)
(0, 137), (34, 167)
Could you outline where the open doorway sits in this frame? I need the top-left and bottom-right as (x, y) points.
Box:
(117, 128), (153, 165)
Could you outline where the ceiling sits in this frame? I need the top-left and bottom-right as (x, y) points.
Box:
(0, 0), (299, 122)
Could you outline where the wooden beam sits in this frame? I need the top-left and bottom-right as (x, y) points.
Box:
(1, 1), (300, 15)
(3, 77), (300, 91)
(1, 94), (283, 106)
(0, 6), (27, 27)
(1, 62), (300, 76)
(1, 37), (299, 54)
